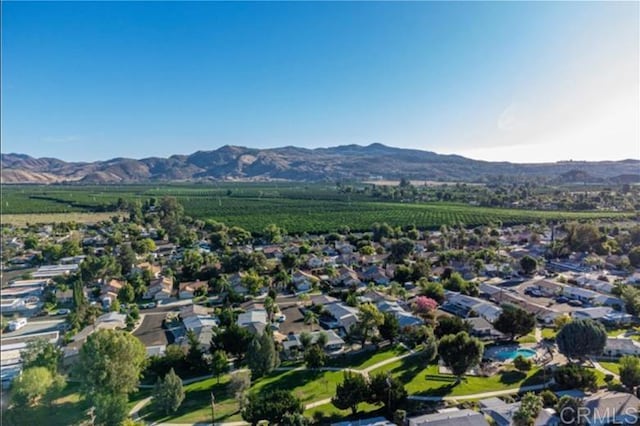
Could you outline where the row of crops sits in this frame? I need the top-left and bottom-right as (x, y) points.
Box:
(1, 184), (632, 233)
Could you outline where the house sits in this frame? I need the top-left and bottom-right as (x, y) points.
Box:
(143, 276), (173, 300)
(604, 338), (640, 357)
(55, 287), (74, 304)
(408, 408), (489, 426)
(291, 270), (318, 293)
(237, 309), (268, 335)
(562, 287), (599, 304)
(479, 397), (557, 426)
(532, 279), (564, 297)
(359, 266), (390, 285)
(282, 330), (345, 357)
(467, 317), (504, 340)
(321, 302), (359, 334)
(306, 255), (325, 269)
(180, 304), (218, 348)
(377, 300), (423, 328)
(582, 391), (640, 426)
(441, 292), (502, 323)
(179, 281), (208, 299)
(334, 266), (361, 287)
(101, 279), (125, 301)
(32, 264), (79, 279)
(134, 262), (162, 279)
(572, 307), (632, 326)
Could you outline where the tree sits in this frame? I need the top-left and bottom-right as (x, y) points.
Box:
(263, 224), (286, 244)
(620, 285), (640, 316)
(419, 280), (445, 304)
(619, 355), (640, 390)
(435, 315), (472, 339)
(332, 372), (368, 415)
(304, 344), (327, 369)
(513, 392), (543, 426)
(153, 368), (185, 415)
(357, 303), (384, 345)
(93, 392), (129, 426)
(118, 244), (137, 276)
(228, 370), (252, 410)
(214, 323), (251, 362)
(182, 249), (204, 280)
(520, 256), (538, 275)
(379, 312), (400, 343)
(118, 283), (135, 304)
(242, 389), (302, 425)
(299, 331), (313, 350)
(413, 296), (438, 321)
(185, 329), (206, 372)
(303, 310), (319, 331)
(11, 367), (55, 406)
(76, 329), (147, 400)
(438, 332), (483, 383)
(20, 339), (62, 374)
(513, 355), (533, 372)
(390, 238), (414, 262)
(556, 395), (585, 426)
(493, 305), (536, 341)
(367, 373), (407, 414)
(629, 246), (640, 268)
(246, 332), (279, 379)
(210, 350), (229, 384)
(553, 364), (598, 392)
(556, 319), (607, 360)
(554, 314), (572, 330)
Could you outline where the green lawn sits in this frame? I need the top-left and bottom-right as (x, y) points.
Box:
(304, 402), (383, 423)
(606, 328), (628, 337)
(599, 361), (620, 375)
(541, 328), (557, 340)
(137, 375), (242, 424)
(327, 344), (408, 370)
(370, 355), (546, 397)
(2, 382), (91, 426)
(252, 369), (345, 405)
(517, 332), (537, 344)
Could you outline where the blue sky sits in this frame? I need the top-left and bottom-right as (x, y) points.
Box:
(2, 1), (638, 162)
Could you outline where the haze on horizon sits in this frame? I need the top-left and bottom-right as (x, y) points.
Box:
(1, 1), (638, 164)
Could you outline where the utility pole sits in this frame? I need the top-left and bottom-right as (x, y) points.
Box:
(211, 392), (215, 426)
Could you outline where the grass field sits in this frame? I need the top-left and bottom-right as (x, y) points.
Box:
(369, 356), (546, 397)
(327, 344), (408, 369)
(2, 383), (91, 426)
(599, 361), (620, 375)
(0, 212), (123, 226)
(1, 183), (632, 233)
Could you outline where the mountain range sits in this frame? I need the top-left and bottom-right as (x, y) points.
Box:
(1, 144), (639, 184)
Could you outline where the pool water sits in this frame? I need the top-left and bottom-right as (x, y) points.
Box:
(493, 347), (537, 361)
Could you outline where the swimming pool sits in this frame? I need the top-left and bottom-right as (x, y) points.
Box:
(492, 347), (537, 361)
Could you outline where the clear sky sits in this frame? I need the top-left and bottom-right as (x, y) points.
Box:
(2, 1), (638, 163)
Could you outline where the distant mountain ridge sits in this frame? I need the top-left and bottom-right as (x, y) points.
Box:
(2, 143), (639, 184)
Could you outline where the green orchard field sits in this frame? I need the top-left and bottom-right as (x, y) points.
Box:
(1, 183), (632, 232)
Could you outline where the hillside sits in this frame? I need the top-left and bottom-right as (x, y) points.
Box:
(2, 144), (639, 184)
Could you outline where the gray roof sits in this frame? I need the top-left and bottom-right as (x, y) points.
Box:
(408, 409), (489, 426)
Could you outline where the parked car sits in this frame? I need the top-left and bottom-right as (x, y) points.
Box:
(568, 299), (583, 307)
(524, 287), (543, 297)
(556, 296), (569, 303)
(276, 314), (286, 323)
(54, 309), (70, 315)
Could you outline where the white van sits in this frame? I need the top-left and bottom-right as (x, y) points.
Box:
(8, 318), (27, 331)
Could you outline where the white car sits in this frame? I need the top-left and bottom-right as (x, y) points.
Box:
(276, 314), (286, 323)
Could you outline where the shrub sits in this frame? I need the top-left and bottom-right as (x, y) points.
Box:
(513, 355), (533, 372)
(553, 364), (598, 392)
(540, 389), (558, 407)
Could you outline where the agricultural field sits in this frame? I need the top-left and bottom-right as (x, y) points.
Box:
(1, 184), (632, 233)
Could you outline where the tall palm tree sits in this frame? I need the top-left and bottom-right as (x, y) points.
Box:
(304, 310), (319, 331)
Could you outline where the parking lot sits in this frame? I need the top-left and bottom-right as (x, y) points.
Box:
(133, 312), (172, 347)
(506, 278), (579, 314)
(276, 303), (322, 335)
